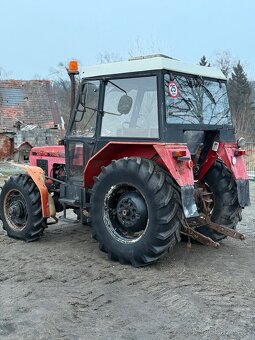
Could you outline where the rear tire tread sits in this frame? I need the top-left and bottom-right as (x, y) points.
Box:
(91, 158), (182, 267)
(199, 160), (241, 241)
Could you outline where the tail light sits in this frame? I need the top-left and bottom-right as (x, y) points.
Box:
(172, 150), (187, 158)
(234, 149), (246, 156)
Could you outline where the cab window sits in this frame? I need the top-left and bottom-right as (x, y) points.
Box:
(101, 76), (159, 138)
(70, 80), (100, 137)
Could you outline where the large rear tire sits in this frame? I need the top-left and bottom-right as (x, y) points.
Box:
(0, 174), (46, 241)
(90, 158), (182, 267)
(197, 160), (241, 241)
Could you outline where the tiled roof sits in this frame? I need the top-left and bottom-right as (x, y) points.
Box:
(0, 80), (61, 132)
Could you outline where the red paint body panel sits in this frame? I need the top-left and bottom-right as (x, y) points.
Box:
(84, 142), (157, 187)
(30, 145), (65, 180)
(218, 143), (248, 180)
(197, 147), (219, 180)
(198, 142), (248, 180)
(84, 142), (194, 187)
(153, 144), (194, 186)
(30, 145), (65, 159)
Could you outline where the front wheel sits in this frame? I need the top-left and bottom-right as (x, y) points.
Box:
(90, 158), (182, 267)
(0, 175), (46, 241)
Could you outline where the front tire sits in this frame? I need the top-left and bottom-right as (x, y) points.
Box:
(0, 175), (46, 241)
(90, 158), (182, 267)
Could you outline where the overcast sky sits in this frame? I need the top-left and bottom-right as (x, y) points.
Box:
(1, 0), (255, 80)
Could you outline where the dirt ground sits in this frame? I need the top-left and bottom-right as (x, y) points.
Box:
(0, 170), (255, 339)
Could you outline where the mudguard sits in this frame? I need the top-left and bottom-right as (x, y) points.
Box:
(85, 142), (198, 218)
(153, 144), (198, 217)
(198, 142), (250, 207)
(4, 164), (51, 217)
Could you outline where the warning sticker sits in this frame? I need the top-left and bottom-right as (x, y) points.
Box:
(168, 81), (178, 98)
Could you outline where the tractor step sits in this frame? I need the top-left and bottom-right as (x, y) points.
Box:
(59, 198), (77, 205)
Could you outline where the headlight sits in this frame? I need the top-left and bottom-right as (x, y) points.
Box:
(237, 137), (246, 148)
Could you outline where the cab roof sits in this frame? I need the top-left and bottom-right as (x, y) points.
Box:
(81, 54), (226, 80)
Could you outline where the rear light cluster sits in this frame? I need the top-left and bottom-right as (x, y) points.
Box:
(172, 149), (193, 167)
(234, 149), (246, 156)
(172, 150), (186, 158)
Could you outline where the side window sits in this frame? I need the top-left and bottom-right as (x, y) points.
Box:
(101, 76), (159, 138)
(70, 80), (99, 137)
(69, 142), (84, 178)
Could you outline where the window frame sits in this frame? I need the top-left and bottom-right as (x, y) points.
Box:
(68, 80), (100, 138)
(98, 74), (160, 140)
(94, 72), (160, 142)
(163, 71), (233, 128)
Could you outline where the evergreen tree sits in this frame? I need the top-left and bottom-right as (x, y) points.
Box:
(228, 61), (255, 139)
(199, 56), (210, 67)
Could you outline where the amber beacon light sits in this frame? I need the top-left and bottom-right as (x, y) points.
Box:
(68, 60), (79, 74)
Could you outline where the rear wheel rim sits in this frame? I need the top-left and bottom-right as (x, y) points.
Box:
(3, 189), (28, 231)
(103, 184), (148, 244)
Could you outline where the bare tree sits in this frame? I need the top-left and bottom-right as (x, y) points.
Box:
(97, 52), (123, 64)
(215, 51), (233, 78)
(128, 38), (166, 59)
(0, 67), (10, 79)
(49, 62), (75, 127)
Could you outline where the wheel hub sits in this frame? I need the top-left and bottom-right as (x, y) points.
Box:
(9, 201), (25, 218)
(116, 192), (148, 232)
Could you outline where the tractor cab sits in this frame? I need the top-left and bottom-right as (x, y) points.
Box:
(66, 54), (234, 183)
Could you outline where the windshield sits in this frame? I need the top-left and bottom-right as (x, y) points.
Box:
(165, 73), (232, 125)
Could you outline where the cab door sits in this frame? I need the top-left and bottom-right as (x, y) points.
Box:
(65, 80), (100, 183)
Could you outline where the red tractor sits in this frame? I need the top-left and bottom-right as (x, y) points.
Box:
(0, 55), (250, 266)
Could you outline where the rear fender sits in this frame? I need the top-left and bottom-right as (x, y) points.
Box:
(215, 143), (250, 207)
(153, 144), (198, 218)
(11, 164), (51, 217)
(218, 143), (248, 180)
(84, 142), (157, 187)
(153, 144), (194, 186)
(198, 142), (249, 181)
(85, 142), (198, 217)
(198, 142), (250, 207)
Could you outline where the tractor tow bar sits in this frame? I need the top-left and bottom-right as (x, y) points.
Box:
(189, 215), (246, 241)
(180, 217), (220, 248)
(179, 214), (245, 248)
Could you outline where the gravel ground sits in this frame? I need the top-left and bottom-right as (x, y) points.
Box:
(0, 168), (254, 340)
